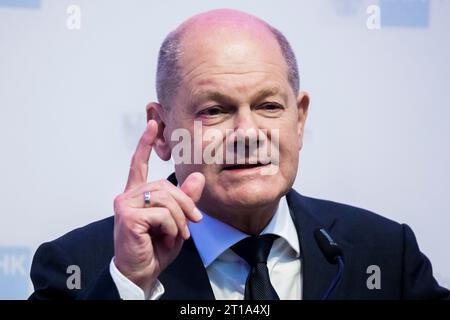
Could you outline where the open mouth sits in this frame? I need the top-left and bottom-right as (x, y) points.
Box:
(222, 162), (270, 171)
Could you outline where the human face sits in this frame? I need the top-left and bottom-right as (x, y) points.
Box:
(164, 26), (309, 219)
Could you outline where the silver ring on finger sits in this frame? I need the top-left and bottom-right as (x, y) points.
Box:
(144, 191), (151, 208)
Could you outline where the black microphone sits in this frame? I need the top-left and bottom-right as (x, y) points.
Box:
(314, 228), (344, 300)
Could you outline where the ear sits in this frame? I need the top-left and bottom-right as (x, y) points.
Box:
(296, 91), (310, 150)
(146, 102), (171, 161)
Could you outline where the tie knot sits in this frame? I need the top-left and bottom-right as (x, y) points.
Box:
(231, 234), (279, 266)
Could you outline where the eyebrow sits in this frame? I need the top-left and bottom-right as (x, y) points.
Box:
(191, 86), (286, 106)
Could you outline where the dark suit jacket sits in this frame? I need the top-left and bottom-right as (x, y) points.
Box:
(29, 173), (450, 300)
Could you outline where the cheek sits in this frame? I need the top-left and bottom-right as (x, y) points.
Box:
(278, 128), (300, 158)
(277, 136), (300, 185)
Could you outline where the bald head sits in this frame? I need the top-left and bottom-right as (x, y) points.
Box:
(177, 8), (274, 37)
(156, 9), (299, 109)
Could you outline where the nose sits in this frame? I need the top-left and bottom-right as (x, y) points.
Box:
(229, 108), (264, 159)
(233, 107), (259, 135)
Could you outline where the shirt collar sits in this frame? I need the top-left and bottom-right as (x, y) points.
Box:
(189, 195), (300, 268)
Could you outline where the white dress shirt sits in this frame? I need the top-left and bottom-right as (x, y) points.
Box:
(110, 195), (302, 300)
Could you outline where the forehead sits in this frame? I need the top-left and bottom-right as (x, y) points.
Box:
(178, 25), (291, 98)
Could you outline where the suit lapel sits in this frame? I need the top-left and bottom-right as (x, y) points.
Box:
(286, 189), (348, 300)
(159, 237), (215, 300)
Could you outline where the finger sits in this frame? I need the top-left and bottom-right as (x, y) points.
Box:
(180, 172), (205, 203)
(131, 179), (203, 222)
(147, 190), (190, 240)
(125, 120), (158, 191)
(138, 207), (179, 242)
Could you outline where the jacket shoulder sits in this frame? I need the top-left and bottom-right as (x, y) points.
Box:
(30, 216), (117, 299)
(294, 192), (404, 243)
(43, 216), (115, 264)
(52, 216), (114, 248)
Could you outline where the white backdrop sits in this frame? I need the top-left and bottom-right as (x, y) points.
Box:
(1, 0), (449, 299)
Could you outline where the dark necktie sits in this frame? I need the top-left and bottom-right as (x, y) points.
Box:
(231, 234), (280, 300)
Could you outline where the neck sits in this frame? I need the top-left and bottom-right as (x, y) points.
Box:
(198, 198), (281, 235)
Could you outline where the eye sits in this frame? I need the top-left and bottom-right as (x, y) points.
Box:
(257, 103), (284, 111)
(198, 106), (225, 117)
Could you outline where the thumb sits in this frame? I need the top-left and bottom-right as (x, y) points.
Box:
(180, 172), (205, 203)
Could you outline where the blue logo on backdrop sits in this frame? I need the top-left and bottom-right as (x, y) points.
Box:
(0, 246), (31, 299)
(380, 0), (429, 27)
(0, 0), (40, 8)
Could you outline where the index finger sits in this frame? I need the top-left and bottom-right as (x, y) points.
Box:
(125, 120), (158, 191)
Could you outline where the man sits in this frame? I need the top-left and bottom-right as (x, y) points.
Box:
(29, 8), (449, 300)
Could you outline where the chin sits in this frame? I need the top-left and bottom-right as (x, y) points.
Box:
(219, 177), (286, 208)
